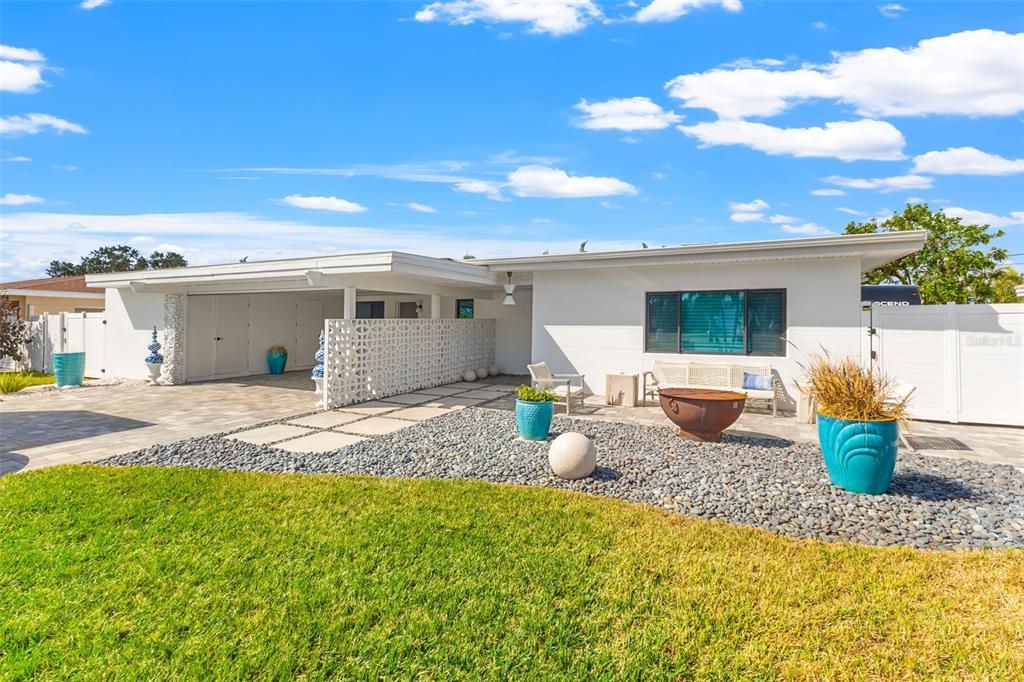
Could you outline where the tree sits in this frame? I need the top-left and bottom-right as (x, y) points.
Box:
(988, 266), (1024, 303)
(0, 294), (28, 365)
(844, 203), (1008, 304)
(46, 245), (188, 277)
(148, 251), (188, 269)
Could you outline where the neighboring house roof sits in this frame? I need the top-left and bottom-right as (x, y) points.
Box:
(86, 231), (927, 293)
(1, 275), (106, 299)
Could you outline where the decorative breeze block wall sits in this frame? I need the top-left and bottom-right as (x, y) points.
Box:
(324, 318), (496, 407)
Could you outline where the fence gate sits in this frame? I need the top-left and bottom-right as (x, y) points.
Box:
(863, 303), (1023, 426)
(21, 312), (106, 377)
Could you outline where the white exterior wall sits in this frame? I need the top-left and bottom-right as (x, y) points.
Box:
(531, 258), (863, 406)
(475, 288), (533, 375)
(103, 288), (167, 380)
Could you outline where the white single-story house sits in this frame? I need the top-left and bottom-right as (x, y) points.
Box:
(85, 231), (926, 408)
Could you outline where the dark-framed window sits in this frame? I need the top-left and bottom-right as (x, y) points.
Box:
(645, 289), (786, 356)
(456, 298), (474, 319)
(356, 301), (385, 319)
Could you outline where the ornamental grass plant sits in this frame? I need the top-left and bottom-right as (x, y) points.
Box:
(798, 351), (911, 426)
(515, 385), (558, 402)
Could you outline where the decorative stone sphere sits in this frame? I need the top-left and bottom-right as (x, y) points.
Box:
(548, 432), (596, 480)
(463, 369), (477, 382)
(488, 365), (499, 377)
(476, 367), (489, 380)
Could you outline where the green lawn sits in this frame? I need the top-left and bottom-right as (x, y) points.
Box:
(1, 467), (1020, 680)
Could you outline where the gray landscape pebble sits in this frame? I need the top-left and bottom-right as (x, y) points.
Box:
(100, 408), (1024, 550)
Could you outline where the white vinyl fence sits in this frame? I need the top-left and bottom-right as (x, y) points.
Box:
(863, 303), (1023, 426)
(23, 312), (106, 378)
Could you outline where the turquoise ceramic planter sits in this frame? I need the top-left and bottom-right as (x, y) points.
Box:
(817, 414), (899, 495)
(53, 351), (86, 388)
(515, 399), (554, 441)
(267, 349), (288, 375)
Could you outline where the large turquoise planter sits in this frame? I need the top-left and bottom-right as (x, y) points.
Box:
(53, 351), (86, 388)
(267, 349), (288, 375)
(817, 414), (899, 495)
(515, 399), (554, 441)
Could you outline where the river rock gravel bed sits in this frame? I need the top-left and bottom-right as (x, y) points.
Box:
(100, 407), (1024, 550)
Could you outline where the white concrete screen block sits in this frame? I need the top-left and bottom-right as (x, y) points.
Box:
(548, 432), (596, 480)
(463, 369), (478, 382)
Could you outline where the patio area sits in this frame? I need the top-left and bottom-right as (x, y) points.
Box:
(2, 371), (1021, 475)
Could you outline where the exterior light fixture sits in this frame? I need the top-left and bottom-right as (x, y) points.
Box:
(502, 271), (516, 306)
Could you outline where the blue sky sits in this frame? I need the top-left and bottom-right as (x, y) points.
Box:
(1, 0), (1022, 279)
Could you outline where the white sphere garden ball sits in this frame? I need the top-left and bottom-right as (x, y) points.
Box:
(463, 369), (477, 382)
(548, 432), (596, 480)
(488, 366), (499, 377)
(476, 367), (489, 380)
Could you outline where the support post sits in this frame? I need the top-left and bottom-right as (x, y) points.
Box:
(343, 287), (356, 320)
(430, 294), (441, 319)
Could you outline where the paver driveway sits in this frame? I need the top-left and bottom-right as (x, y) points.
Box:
(0, 372), (319, 475)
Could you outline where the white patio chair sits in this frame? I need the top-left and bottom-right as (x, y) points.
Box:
(527, 361), (585, 415)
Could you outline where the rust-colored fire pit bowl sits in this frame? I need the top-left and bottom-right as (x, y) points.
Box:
(658, 388), (747, 442)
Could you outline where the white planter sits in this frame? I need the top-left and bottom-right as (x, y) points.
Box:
(312, 376), (324, 395)
(145, 362), (162, 384)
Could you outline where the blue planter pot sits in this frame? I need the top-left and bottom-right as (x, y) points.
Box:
(267, 350), (288, 375)
(817, 414), (899, 495)
(53, 351), (86, 388)
(515, 399), (554, 441)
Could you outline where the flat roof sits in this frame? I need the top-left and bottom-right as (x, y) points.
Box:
(86, 231), (927, 289)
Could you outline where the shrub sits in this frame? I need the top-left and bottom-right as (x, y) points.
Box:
(799, 352), (911, 424)
(0, 371), (55, 395)
(515, 385), (558, 402)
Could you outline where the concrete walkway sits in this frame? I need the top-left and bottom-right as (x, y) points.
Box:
(3, 372), (1020, 475)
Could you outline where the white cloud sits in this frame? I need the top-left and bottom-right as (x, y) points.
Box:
(877, 3), (908, 19)
(0, 44), (47, 93)
(80, 0), (111, 8)
(454, 180), (504, 200)
(825, 174), (933, 193)
(767, 214), (798, 224)
(633, 0), (742, 24)
(912, 146), (1024, 176)
(728, 198), (768, 212)
(942, 207), (1024, 229)
(810, 188), (845, 196)
(836, 207), (866, 216)
(573, 97), (681, 131)
(678, 119), (905, 161)
(780, 222), (834, 235)
(0, 114), (88, 136)
(811, 20), (829, 30)
(0, 193), (44, 206)
(414, 0), (602, 36)
(507, 165), (637, 198)
(407, 202), (437, 213)
(3, 155), (31, 162)
(729, 211), (764, 223)
(278, 194), (368, 213)
(127, 235), (155, 245)
(665, 30), (1024, 119)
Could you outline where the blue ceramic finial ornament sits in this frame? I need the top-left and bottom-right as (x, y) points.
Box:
(311, 330), (324, 378)
(145, 326), (164, 364)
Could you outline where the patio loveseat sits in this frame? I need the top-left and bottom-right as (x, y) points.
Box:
(642, 360), (780, 416)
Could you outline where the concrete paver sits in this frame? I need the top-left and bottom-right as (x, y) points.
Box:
(275, 432), (366, 453)
(227, 424), (314, 445)
(337, 417), (416, 436)
(287, 411), (363, 428)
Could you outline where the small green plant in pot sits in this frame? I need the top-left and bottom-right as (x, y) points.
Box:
(514, 385), (558, 441)
(800, 352), (911, 495)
